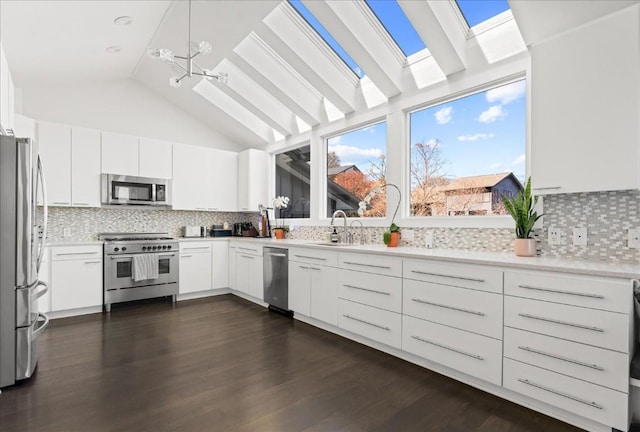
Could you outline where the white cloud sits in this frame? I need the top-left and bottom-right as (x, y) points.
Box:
(478, 105), (506, 123)
(435, 106), (453, 125)
(328, 144), (383, 160)
(489, 162), (503, 170)
(457, 133), (494, 142)
(512, 154), (526, 166)
(486, 80), (525, 105)
(328, 135), (342, 145)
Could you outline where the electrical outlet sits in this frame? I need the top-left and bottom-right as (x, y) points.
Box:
(403, 229), (414, 241)
(63, 227), (71, 238)
(424, 231), (434, 249)
(548, 227), (563, 245)
(629, 229), (640, 249)
(572, 227), (588, 246)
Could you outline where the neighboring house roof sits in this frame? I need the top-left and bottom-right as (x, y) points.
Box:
(327, 165), (360, 177)
(442, 172), (522, 192)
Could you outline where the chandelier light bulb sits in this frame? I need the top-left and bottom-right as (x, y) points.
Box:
(201, 69), (214, 80)
(158, 48), (174, 63)
(198, 41), (212, 55)
(169, 77), (182, 88)
(147, 47), (161, 59)
(217, 72), (229, 85)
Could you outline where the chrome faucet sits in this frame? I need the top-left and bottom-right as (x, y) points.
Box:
(349, 220), (365, 245)
(330, 210), (348, 243)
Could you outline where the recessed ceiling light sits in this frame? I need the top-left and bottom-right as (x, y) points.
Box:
(105, 46), (122, 54)
(114, 16), (133, 26)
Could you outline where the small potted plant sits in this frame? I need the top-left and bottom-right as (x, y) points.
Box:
(271, 196), (290, 239)
(501, 177), (542, 257)
(383, 223), (401, 248)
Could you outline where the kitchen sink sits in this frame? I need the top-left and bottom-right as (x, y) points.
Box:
(303, 241), (351, 247)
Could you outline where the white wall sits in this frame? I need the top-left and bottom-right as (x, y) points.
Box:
(18, 79), (240, 151)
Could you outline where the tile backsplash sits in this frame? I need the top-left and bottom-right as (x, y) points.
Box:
(41, 189), (639, 264)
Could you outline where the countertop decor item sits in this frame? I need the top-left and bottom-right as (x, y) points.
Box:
(501, 177), (542, 257)
(272, 196), (290, 239)
(358, 183), (401, 247)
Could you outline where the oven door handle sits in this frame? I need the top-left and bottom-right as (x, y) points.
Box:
(110, 253), (176, 260)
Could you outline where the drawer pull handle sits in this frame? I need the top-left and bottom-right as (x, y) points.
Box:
(56, 251), (99, 256)
(518, 346), (604, 371)
(183, 246), (210, 251)
(181, 255), (192, 258)
(294, 255), (326, 261)
(310, 267), (321, 271)
(410, 270), (484, 283)
(411, 298), (485, 316)
(518, 313), (604, 333)
(344, 284), (390, 296)
(241, 255), (255, 259)
(83, 260), (101, 264)
(411, 335), (484, 360)
(517, 379), (603, 409)
(518, 284), (605, 299)
(343, 261), (391, 270)
(238, 247), (258, 252)
(267, 253), (287, 257)
(299, 265), (310, 269)
(342, 314), (390, 331)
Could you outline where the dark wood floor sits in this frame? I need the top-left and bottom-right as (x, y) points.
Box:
(1, 295), (582, 432)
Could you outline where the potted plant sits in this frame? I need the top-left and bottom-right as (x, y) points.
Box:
(383, 223), (401, 248)
(271, 196), (290, 239)
(501, 177), (542, 257)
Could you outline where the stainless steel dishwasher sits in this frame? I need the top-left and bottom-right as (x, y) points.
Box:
(263, 247), (291, 315)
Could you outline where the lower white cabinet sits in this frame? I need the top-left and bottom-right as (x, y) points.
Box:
(289, 262), (311, 316)
(211, 242), (229, 289)
(236, 245), (263, 300)
(338, 299), (402, 349)
(228, 243), (237, 290)
(310, 265), (338, 326)
(289, 248), (338, 325)
(179, 242), (212, 294)
(50, 245), (102, 311)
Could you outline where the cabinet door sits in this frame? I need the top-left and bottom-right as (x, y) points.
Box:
(207, 149), (238, 211)
(13, 115), (36, 139)
(289, 262), (311, 316)
(71, 127), (101, 207)
(38, 122), (72, 206)
(179, 252), (212, 294)
(248, 255), (264, 300)
(228, 245), (237, 290)
(139, 138), (172, 179)
(172, 143), (207, 210)
(51, 258), (102, 311)
(0, 45), (9, 130)
(310, 265), (337, 326)
(235, 254), (250, 294)
(238, 149), (268, 211)
(211, 242), (229, 289)
(101, 132), (139, 176)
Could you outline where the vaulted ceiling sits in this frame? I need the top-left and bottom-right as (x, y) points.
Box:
(1, 0), (636, 149)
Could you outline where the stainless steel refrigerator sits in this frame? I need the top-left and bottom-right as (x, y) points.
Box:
(0, 134), (50, 389)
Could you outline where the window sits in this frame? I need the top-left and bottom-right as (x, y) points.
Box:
(327, 122), (387, 218)
(275, 145), (311, 219)
(365, 0), (426, 57)
(409, 79), (526, 217)
(455, 0), (510, 28)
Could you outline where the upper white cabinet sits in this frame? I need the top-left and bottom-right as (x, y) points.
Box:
(38, 122), (72, 206)
(13, 114), (36, 140)
(238, 149), (268, 212)
(206, 149), (238, 211)
(530, 10), (639, 194)
(71, 127), (101, 207)
(101, 132), (139, 176)
(172, 143), (207, 211)
(0, 43), (14, 132)
(139, 138), (173, 179)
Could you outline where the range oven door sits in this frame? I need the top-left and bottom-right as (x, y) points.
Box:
(105, 252), (178, 289)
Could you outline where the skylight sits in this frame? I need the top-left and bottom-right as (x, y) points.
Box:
(455, 0), (510, 28)
(288, 0), (364, 78)
(365, 0), (426, 57)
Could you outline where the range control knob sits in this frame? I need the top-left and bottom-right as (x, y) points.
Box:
(121, 247), (127, 252)
(114, 247), (119, 252)
(152, 246), (158, 250)
(167, 245), (172, 250)
(142, 246), (147, 251)
(162, 245), (167, 250)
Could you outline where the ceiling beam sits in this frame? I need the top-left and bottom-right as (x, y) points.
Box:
(302, 0), (404, 98)
(399, 0), (467, 76)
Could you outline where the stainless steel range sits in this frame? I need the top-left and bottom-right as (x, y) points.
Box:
(99, 233), (179, 312)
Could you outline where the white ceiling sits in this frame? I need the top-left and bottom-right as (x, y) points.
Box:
(0, 0), (637, 149)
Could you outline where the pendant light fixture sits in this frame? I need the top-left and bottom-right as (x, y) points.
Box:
(147, 0), (228, 88)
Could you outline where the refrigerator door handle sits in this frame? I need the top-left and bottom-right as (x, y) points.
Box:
(34, 280), (49, 300)
(32, 313), (50, 340)
(36, 155), (48, 273)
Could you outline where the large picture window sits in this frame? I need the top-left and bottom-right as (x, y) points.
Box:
(409, 80), (526, 217)
(275, 145), (311, 219)
(326, 122), (387, 218)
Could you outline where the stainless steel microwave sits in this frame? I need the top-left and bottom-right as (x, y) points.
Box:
(101, 174), (172, 207)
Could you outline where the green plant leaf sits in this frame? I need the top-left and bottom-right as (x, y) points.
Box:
(502, 176), (544, 239)
(383, 231), (391, 245)
(389, 223), (400, 232)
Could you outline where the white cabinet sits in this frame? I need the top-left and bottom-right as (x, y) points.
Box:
(289, 248), (338, 325)
(38, 122), (72, 206)
(228, 243), (237, 290)
(206, 149), (238, 211)
(530, 10), (640, 194)
(179, 242), (212, 294)
(50, 245), (103, 311)
(211, 241), (229, 289)
(235, 244), (263, 299)
(101, 131), (139, 176)
(71, 127), (101, 207)
(139, 138), (173, 179)
(289, 262), (311, 315)
(172, 143), (207, 211)
(238, 149), (268, 211)
(310, 265), (338, 326)
(0, 43), (13, 132)
(13, 115), (36, 140)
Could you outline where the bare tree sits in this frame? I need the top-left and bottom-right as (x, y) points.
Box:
(327, 151), (341, 169)
(410, 140), (448, 216)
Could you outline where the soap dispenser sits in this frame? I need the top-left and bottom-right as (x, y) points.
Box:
(330, 227), (339, 243)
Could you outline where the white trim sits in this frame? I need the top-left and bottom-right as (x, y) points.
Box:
(355, 0), (407, 66)
(468, 10), (515, 39)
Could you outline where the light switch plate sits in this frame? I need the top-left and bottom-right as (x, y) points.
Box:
(572, 227), (588, 246)
(548, 227), (562, 245)
(424, 231), (434, 249)
(403, 229), (415, 241)
(629, 229), (640, 249)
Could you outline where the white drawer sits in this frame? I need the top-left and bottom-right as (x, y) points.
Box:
(51, 245), (102, 261)
(338, 269), (402, 313)
(505, 270), (631, 313)
(504, 327), (629, 393)
(403, 259), (502, 294)
(338, 299), (402, 349)
(504, 296), (629, 353)
(235, 244), (263, 256)
(402, 315), (502, 386)
(289, 247), (338, 267)
(403, 279), (503, 339)
(179, 242), (212, 253)
(503, 358), (628, 431)
(339, 253), (402, 277)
